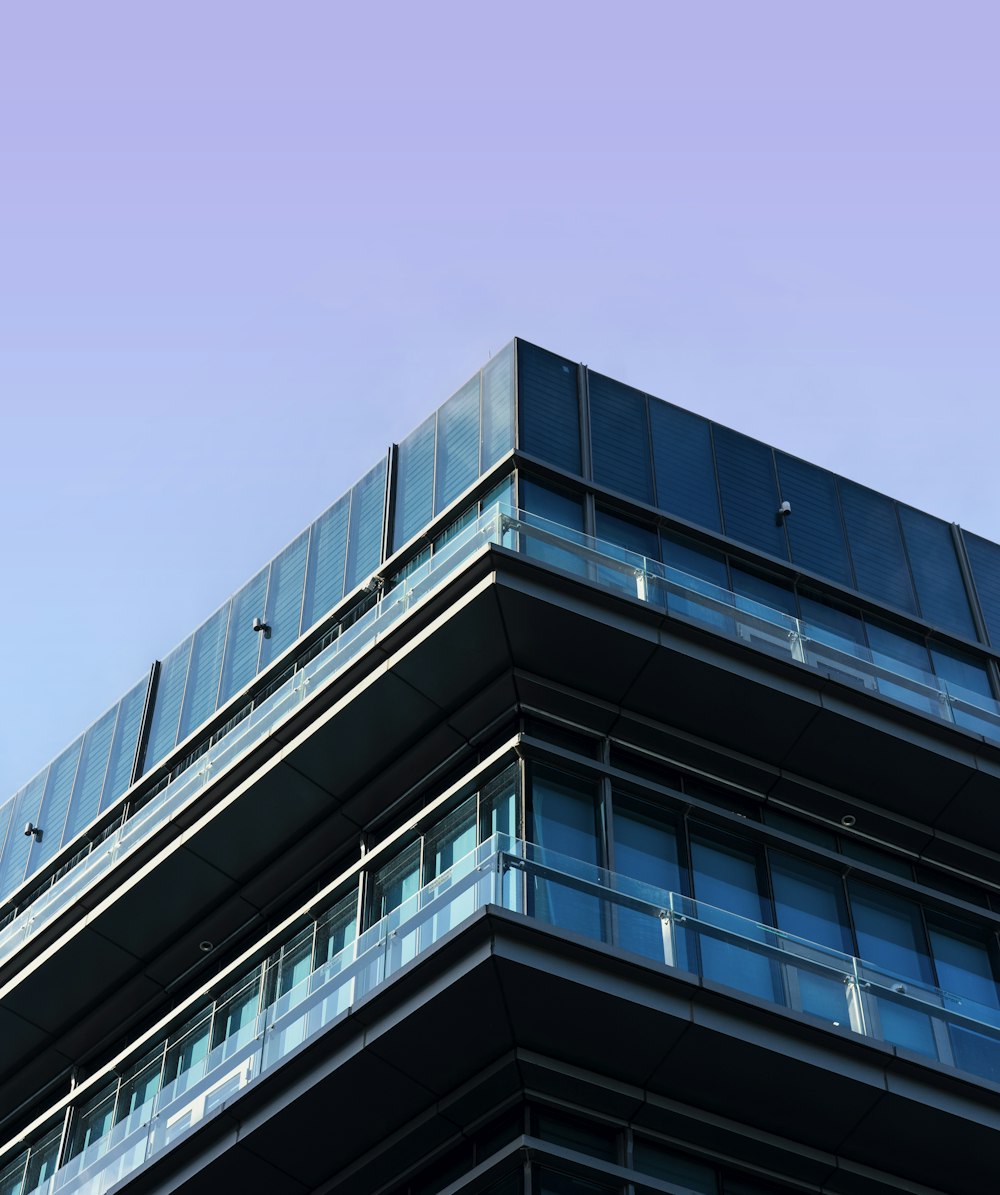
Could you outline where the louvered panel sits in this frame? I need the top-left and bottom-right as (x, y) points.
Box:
(517, 341), (580, 474)
(713, 426), (788, 559)
(589, 373), (653, 504)
(301, 493), (350, 633)
(346, 457), (387, 591)
(393, 415), (436, 550)
(649, 400), (721, 532)
(965, 531), (1000, 648)
(775, 453), (853, 587)
(898, 506), (975, 638)
(839, 481), (916, 614)
(435, 376), (480, 513)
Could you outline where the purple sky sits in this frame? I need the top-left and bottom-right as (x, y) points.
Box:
(2, 2), (999, 798)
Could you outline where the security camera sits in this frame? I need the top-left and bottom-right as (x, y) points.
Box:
(252, 617), (271, 639)
(23, 822), (42, 841)
(775, 501), (791, 526)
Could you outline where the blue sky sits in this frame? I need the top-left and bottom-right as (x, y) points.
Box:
(2, 1), (1000, 798)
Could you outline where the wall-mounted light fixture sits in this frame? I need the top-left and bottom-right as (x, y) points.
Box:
(252, 616), (271, 639)
(23, 822), (42, 841)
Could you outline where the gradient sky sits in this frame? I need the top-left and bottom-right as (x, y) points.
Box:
(2, 1), (999, 799)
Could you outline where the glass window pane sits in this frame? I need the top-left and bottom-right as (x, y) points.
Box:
(849, 879), (937, 1057)
(115, 1049), (164, 1135)
(435, 376), (481, 513)
(690, 832), (776, 1002)
(713, 426), (788, 560)
(517, 341), (580, 475)
(634, 1138), (716, 1194)
(731, 567), (797, 618)
(212, 969), (262, 1054)
(798, 593), (865, 655)
(394, 414), (436, 551)
(589, 372), (653, 504)
(898, 506), (975, 637)
(0, 1152), (28, 1195)
(144, 638), (193, 769)
(424, 795), (477, 881)
(372, 841), (421, 920)
(315, 890), (358, 967)
(520, 479), (586, 577)
(649, 399), (721, 532)
(481, 342), (515, 470)
(613, 798), (683, 963)
(217, 567), (269, 707)
(177, 603), (230, 742)
(660, 531), (733, 635)
(530, 766), (603, 941)
(66, 1083), (116, 1161)
(775, 453), (853, 587)
(838, 481), (916, 613)
(163, 1008), (212, 1095)
(595, 508), (659, 560)
(479, 764), (521, 843)
(301, 493), (350, 632)
(259, 532), (309, 668)
(22, 1129), (61, 1194)
(930, 644), (994, 732)
(850, 880), (934, 982)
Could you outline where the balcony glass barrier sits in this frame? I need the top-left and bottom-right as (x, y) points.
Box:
(6, 505), (1000, 971)
(10, 833), (1000, 1195)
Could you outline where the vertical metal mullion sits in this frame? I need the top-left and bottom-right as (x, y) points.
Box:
(950, 523), (1000, 699)
(381, 447), (396, 569)
(706, 423), (728, 576)
(172, 636), (196, 750)
(771, 447), (792, 563)
(577, 362), (592, 483)
(430, 410), (440, 523)
(477, 361), (486, 477)
(55, 1102), (75, 1172)
(892, 500), (921, 622)
(131, 661), (161, 786)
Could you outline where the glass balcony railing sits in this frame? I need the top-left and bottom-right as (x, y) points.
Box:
(8, 833), (999, 1195)
(5, 504), (1000, 971)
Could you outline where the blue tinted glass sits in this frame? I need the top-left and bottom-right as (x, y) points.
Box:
(531, 766), (603, 941)
(394, 414), (436, 550)
(520, 479), (584, 531)
(849, 878), (938, 1056)
(435, 376), (481, 513)
(660, 531), (732, 634)
(798, 593), (865, 653)
(517, 341), (580, 474)
(520, 479), (586, 576)
(850, 880), (934, 983)
(177, 603), (230, 742)
(588, 373), (653, 504)
(838, 481), (916, 613)
(481, 342), (515, 469)
(771, 851), (852, 953)
(144, 639), (193, 769)
(0, 773), (46, 898)
(964, 531), (1000, 647)
(898, 506), (974, 637)
(649, 400), (721, 531)
(301, 493), (349, 632)
(731, 567), (797, 618)
(775, 453), (853, 586)
(661, 532), (728, 586)
(101, 678), (147, 811)
(595, 509), (659, 562)
(614, 800), (684, 963)
(865, 618), (937, 717)
(27, 739), (83, 874)
(63, 707), (117, 843)
(217, 568), (269, 707)
(927, 917), (999, 1012)
(259, 532), (309, 668)
(930, 644), (992, 701)
(713, 427), (787, 559)
(690, 833), (776, 1002)
(345, 458), (387, 591)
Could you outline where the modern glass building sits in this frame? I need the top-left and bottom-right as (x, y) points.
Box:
(2, 339), (1000, 1194)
